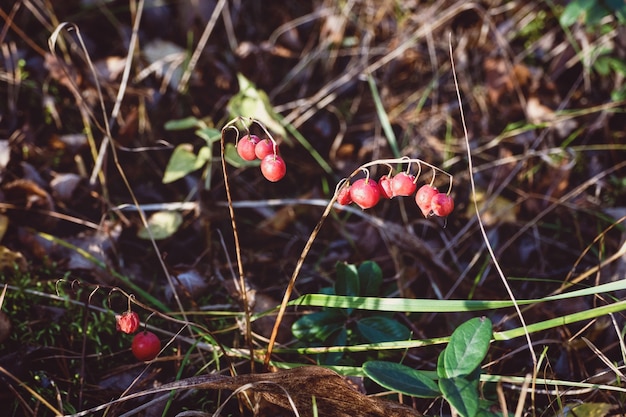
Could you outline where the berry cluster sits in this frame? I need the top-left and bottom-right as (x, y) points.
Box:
(336, 166), (454, 218)
(116, 310), (161, 361)
(236, 134), (286, 182)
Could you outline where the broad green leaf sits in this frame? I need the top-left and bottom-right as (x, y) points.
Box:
(228, 74), (286, 137)
(357, 261), (382, 296)
(163, 143), (207, 183)
(356, 316), (410, 343)
(363, 361), (440, 398)
(559, 1), (583, 26)
(137, 211), (183, 240)
(439, 377), (479, 417)
(443, 317), (492, 379)
(195, 127), (221, 145)
(324, 326), (347, 365)
(164, 117), (201, 130)
(291, 310), (345, 342)
(335, 262), (360, 297)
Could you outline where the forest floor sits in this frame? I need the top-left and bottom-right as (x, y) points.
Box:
(1, 1), (626, 416)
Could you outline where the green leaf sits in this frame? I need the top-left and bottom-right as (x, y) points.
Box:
(335, 262), (360, 297)
(291, 310), (345, 342)
(357, 261), (382, 296)
(439, 377), (479, 417)
(228, 74), (286, 137)
(324, 326), (347, 365)
(195, 127), (221, 145)
(559, 1), (584, 26)
(356, 316), (411, 343)
(363, 361), (440, 398)
(137, 211), (183, 240)
(162, 144), (208, 183)
(164, 117), (201, 130)
(442, 317), (492, 379)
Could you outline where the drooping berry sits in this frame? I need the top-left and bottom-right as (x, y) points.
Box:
(260, 154), (287, 182)
(336, 185), (352, 205)
(255, 139), (276, 160)
(236, 134), (260, 161)
(430, 193), (454, 217)
(391, 173), (417, 197)
(377, 175), (393, 199)
(349, 178), (381, 209)
(116, 311), (140, 334)
(415, 184), (439, 217)
(131, 331), (161, 361)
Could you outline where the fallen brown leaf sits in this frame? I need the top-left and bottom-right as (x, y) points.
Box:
(68, 366), (421, 417)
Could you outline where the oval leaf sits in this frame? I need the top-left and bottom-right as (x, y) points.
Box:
(163, 144), (206, 183)
(363, 361), (440, 398)
(443, 317), (492, 378)
(357, 261), (382, 296)
(291, 310), (345, 342)
(334, 262), (360, 297)
(439, 377), (479, 417)
(356, 316), (410, 343)
(137, 211), (183, 240)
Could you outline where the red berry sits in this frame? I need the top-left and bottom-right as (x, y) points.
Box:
(336, 185), (352, 205)
(131, 331), (161, 361)
(116, 311), (140, 334)
(430, 193), (454, 217)
(260, 154), (287, 182)
(391, 173), (417, 197)
(349, 178), (381, 209)
(255, 139), (276, 160)
(236, 134), (260, 161)
(415, 184), (439, 217)
(377, 175), (393, 199)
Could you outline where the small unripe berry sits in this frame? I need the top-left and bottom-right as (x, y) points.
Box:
(260, 154), (287, 182)
(349, 178), (381, 209)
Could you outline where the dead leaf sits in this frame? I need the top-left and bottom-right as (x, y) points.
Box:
(71, 366), (421, 417)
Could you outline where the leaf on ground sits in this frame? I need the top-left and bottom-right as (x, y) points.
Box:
(356, 316), (410, 343)
(291, 310), (345, 342)
(73, 366), (423, 417)
(163, 143), (209, 183)
(137, 211), (183, 240)
(363, 361), (440, 398)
